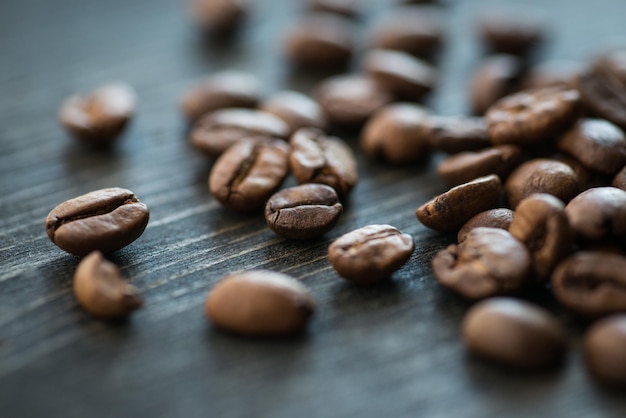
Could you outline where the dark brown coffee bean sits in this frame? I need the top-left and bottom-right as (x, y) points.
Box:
(584, 314), (626, 386)
(437, 145), (523, 186)
(265, 184), (342, 240)
(509, 194), (573, 281)
(58, 83), (136, 145)
(416, 175), (502, 231)
(328, 224), (414, 284)
(45, 188), (149, 256)
(477, 12), (546, 56)
(313, 75), (393, 127)
(522, 60), (583, 90)
(457, 208), (514, 243)
(368, 6), (444, 60)
(552, 251), (626, 318)
(362, 49), (437, 102)
(74, 251), (143, 319)
(360, 103), (431, 164)
(557, 119), (626, 175)
(205, 270), (315, 336)
(469, 54), (523, 116)
(283, 15), (354, 68)
(487, 86), (581, 145)
(209, 138), (290, 211)
(190, 108), (289, 158)
(259, 90), (328, 135)
(307, 0), (359, 19)
(432, 228), (531, 299)
(180, 71), (261, 121)
(505, 159), (579, 209)
(462, 297), (568, 369)
(613, 165), (626, 191)
(426, 116), (491, 154)
(556, 155), (609, 194)
(564, 187), (626, 241)
(189, 0), (247, 32)
(289, 128), (358, 198)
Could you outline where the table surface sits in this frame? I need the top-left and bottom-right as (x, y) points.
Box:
(2, 0), (626, 417)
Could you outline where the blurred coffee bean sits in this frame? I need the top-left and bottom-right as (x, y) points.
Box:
(307, 0), (359, 19)
(522, 60), (583, 90)
(584, 314), (626, 386)
(469, 54), (523, 115)
(189, 0), (248, 32)
(477, 11), (546, 56)
(260, 90), (328, 135)
(437, 145), (524, 186)
(426, 116), (491, 153)
(565, 187), (626, 241)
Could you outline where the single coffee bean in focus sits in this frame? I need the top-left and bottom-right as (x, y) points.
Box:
(564, 187), (626, 241)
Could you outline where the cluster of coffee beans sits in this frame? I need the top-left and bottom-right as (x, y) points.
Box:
(50, 0), (626, 387)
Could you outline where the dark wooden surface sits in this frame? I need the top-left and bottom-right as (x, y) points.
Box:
(2, 0), (626, 417)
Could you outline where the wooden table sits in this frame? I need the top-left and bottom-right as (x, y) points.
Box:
(1, 0), (625, 416)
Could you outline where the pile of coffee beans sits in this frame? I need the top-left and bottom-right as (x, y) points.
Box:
(51, 0), (626, 388)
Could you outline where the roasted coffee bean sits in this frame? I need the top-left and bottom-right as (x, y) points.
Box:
(505, 159), (578, 209)
(437, 145), (523, 186)
(180, 71), (261, 121)
(486, 86), (581, 145)
(283, 15), (354, 68)
(556, 155), (609, 193)
(289, 128), (358, 197)
(307, 0), (359, 19)
(368, 6), (444, 60)
(457, 208), (514, 243)
(462, 297), (568, 369)
(426, 116), (491, 154)
(614, 165), (626, 191)
(74, 251), (142, 319)
(552, 251), (626, 318)
(259, 90), (328, 135)
(469, 54), (523, 116)
(362, 49), (437, 102)
(584, 314), (626, 386)
(313, 74), (393, 127)
(477, 12), (546, 56)
(209, 138), (289, 211)
(432, 228), (531, 299)
(205, 270), (315, 336)
(265, 184), (342, 240)
(557, 119), (626, 175)
(416, 175), (502, 231)
(58, 83), (136, 145)
(360, 103), (431, 164)
(564, 187), (626, 241)
(189, 0), (247, 32)
(190, 108), (289, 158)
(328, 224), (414, 284)
(509, 194), (573, 281)
(45, 188), (149, 256)
(522, 60), (583, 90)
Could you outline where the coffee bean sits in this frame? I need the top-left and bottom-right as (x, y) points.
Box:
(426, 116), (491, 154)
(259, 90), (328, 135)
(58, 83), (136, 145)
(205, 270), (315, 336)
(73, 251), (143, 319)
(564, 187), (626, 241)
(360, 103), (431, 164)
(432, 228), (531, 299)
(416, 174), (502, 231)
(189, 0), (247, 32)
(283, 14), (354, 68)
(307, 0), (359, 19)
(313, 74), (393, 127)
(457, 208), (514, 243)
(469, 54), (523, 115)
(328, 224), (414, 284)
(209, 137), (289, 211)
(522, 60), (583, 90)
(190, 108), (289, 158)
(265, 184), (342, 240)
(462, 297), (568, 369)
(556, 155), (609, 194)
(180, 71), (261, 121)
(552, 251), (626, 318)
(505, 159), (578, 209)
(613, 165), (626, 191)
(584, 314), (626, 386)
(477, 12), (546, 56)
(45, 188), (149, 256)
(557, 119), (626, 175)
(486, 86), (581, 145)
(508, 194), (573, 281)
(437, 145), (523, 186)
(362, 49), (437, 102)
(289, 128), (358, 198)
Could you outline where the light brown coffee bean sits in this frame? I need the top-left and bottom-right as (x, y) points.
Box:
(426, 116), (491, 154)
(328, 224), (414, 284)
(462, 297), (568, 369)
(416, 175), (502, 231)
(209, 138), (290, 211)
(584, 314), (626, 386)
(432, 228), (531, 300)
(205, 270), (315, 336)
(469, 54), (523, 116)
(74, 251), (143, 319)
(259, 90), (328, 135)
(437, 145), (523, 186)
(457, 208), (514, 243)
(477, 12), (546, 56)
(189, 0), (247, 32)
(564, 187), (626, 241)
